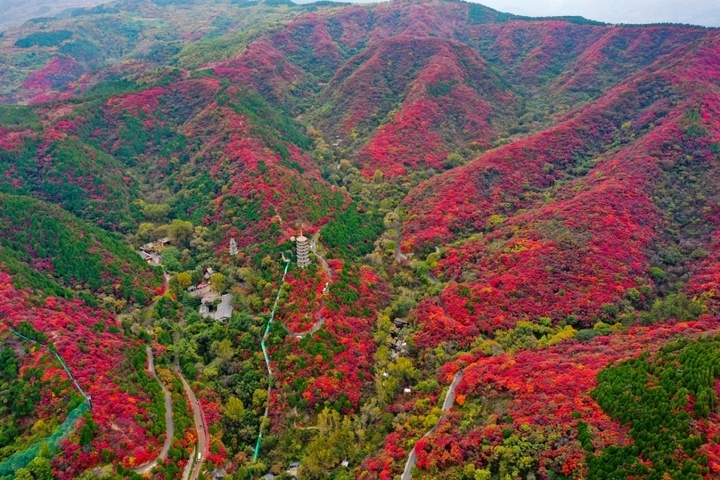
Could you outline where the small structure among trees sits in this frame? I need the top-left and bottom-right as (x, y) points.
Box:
(229, 238), (238, 256)
(137, 239), (168, 266)
(200, 294), (234, 322)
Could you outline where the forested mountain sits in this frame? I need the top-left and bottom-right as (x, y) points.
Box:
(0, 0), (111, 31)
(1, 0), (720, 479)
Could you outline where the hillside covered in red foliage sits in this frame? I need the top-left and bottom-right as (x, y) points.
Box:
(0, 271), (166, 478)
(1, 0), (720, 478)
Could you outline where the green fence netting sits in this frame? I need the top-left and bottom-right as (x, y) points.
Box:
(0, 401), (88, 476)
(0, 329), (91, 476)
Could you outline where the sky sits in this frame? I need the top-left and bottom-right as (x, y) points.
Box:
(473, 0), (720, 27)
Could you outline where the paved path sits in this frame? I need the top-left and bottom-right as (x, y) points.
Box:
(310, 231), (333, 280)
(287, 299), (327, 340)
(181, 447), (195, 480)
(132, 346), (174, 475)
(401, 371), (464, 480)
(279, 232), (333, 339)
(176, 367), (209, 480)
(172, 268), (210, 480)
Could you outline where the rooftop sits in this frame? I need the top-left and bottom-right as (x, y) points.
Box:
(199, 294), (234, 321)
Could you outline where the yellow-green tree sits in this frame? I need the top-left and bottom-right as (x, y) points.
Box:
(224, 396), (246, 422)
(210, 273), (226, 293)
(176, 272), (192, 289)
(212, 338), (234, 364)
(142, 203), (170, 222)
(298, 408), (357, 480)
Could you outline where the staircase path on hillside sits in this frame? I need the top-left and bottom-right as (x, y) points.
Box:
(253, 259), (291, 461)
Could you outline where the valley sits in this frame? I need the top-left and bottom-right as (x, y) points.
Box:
(0, 0), (720, 479)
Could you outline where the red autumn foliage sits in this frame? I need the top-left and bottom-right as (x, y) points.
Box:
(170, 96), (349, 249)
(271, 264), (389, 415)
(352, 37), (507, 177)
(363, 317), (720, 479)
(275, 266), (330, 333)
(0, 269), (166, 479)
(104, 87), (165, 118)
(0, 127), (33, 151)
(22, 57), (82, 99)
(213, 38), (305, 108)
(399, 33), (720, 344)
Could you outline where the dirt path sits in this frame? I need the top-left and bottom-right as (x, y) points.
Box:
(132, 346), (174, 475)
(393, 205), (409, 263)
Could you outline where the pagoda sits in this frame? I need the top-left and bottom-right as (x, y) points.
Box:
(295, 233), (311, 268)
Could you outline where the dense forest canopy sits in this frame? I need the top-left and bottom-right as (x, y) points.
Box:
(0, 0), (719, 479)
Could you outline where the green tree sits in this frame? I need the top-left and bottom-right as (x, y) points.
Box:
(27, 456), (54, 480)
(640, 294), (706, 325)
(252, 388), (268, 412)
(649, 266), (666, 283)
(299, 408), (357, 480)
(137, 222), (158, 243)
(444, 152), (465, 169)
(168, 219), (194, 246)
(212, 339), (234, 364)
(162, 247), (183, 272)
(142, 203), (171, 222)
(14, 468), (33, 480)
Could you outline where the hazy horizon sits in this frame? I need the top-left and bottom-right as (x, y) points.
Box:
(475, 0), (720, 27)
(2, 0), (718, 31)
(292, 0), (720, 27)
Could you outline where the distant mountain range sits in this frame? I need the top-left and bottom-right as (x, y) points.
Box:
(0, 0), (112, 31)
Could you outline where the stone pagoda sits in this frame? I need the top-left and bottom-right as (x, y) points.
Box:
(295, 233), (311, 268)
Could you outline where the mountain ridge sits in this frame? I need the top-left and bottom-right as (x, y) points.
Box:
(1, 1), (720, 479)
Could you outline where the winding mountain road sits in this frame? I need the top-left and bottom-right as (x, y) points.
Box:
(176, 366), (209, 480)
(170, 260), (210, 480)
(401, 371), (464, 480)
(286, 298), (328, 340)
(132, 346), (174, 475)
